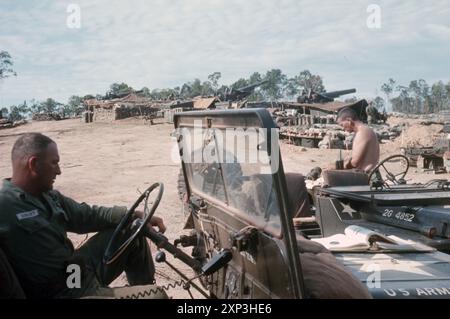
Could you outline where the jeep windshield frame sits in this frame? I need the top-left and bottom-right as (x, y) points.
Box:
(174, 108), (305, 298)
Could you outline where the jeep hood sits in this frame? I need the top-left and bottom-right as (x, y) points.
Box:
(336, 251), (450, 298)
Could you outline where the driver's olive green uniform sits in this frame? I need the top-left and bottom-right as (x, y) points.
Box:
(0, 179), (156, 298)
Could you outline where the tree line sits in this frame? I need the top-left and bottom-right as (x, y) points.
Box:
(1, 64), (327, 121)
(1, 50), (449, 121)
(0, 97), (87, 122)
(105, 69), (325, 101)
(377, 78), (450, 114)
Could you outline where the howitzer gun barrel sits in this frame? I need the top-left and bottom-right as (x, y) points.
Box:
(238, 80), (268, 92)
(322, 89), (356, 99)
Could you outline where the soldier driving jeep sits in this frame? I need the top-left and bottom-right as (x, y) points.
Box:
(0, 133), (167, 299)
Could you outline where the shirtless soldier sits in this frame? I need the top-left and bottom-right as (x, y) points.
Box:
(336, 107), (380, 172)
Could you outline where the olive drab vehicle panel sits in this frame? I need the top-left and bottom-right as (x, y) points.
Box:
(174, 109), (304, 298)
(314, 173), (450, 297)
(174, 108), (450, 299)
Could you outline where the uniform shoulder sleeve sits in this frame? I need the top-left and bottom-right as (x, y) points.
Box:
(52, 191), (127, 234)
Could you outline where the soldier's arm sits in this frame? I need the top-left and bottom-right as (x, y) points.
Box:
(55, 191), (127, 234)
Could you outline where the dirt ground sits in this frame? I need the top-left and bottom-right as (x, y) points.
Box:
(1, 116), (448, 298)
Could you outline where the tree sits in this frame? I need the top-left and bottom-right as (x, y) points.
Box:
(65, 95), (84, 117)
(140, 87), (151, 97)
(261, 69), (287, 100)
(39, 98), (63, 114)
(29, 99), (40, 115)
(106, 82), (133, 99)
(188, 79), (203, 97)
(158, 88), (178, 100)
(8, 101), (29, 121)
(446, 81), (450, 100)
(0, 51), (17, 119)
(372, 96), (385, 110)
(381, 78), (396, 111)
(230, 78), (249, 90)
(1, 107), (9, 119)
(179, 83), (192, 99)
(247, 72), (264, 101)
(0, 51), (17, 80)
(17, 101), (30, 117)
(201, 81), (214, 96)
(391, 85), (410, 113)
(408, 79), (429, 113)
(173, 86), (181, 98)
(9, 105), (23, 122)
(248, 72), (261, 84)
(282, 70), (325, 100)
(207, 72), (221, 93)
(283, 77), (300, 100)
(389, 79), (450, 114)
(295, 70), (325, 93)
(431, 81), (447, 112)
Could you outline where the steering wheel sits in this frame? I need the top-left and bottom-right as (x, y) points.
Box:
(103, 182), (164, 267)
(368, 155), (409, 189)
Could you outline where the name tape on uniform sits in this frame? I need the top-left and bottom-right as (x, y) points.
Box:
(16, 210), (39, 220)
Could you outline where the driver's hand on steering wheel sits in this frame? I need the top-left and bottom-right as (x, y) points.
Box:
(149, 216), (166, 234)
(134, 210), (167, 234)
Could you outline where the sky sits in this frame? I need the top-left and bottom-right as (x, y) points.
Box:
(0, 0), (449, 108)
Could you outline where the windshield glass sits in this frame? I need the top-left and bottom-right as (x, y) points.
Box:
(179, 123), (282, 235)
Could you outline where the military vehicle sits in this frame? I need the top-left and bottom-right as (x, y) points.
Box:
(167, 108), (450, 298)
